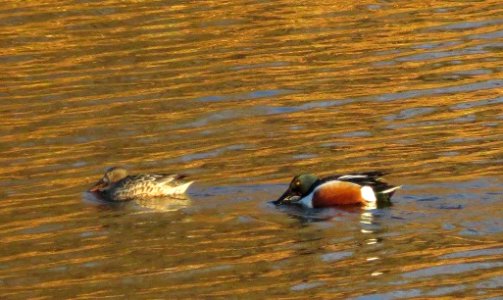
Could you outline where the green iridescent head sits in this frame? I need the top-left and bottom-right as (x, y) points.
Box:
(274, 174), (319, 205)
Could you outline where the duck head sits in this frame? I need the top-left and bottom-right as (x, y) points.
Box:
(273, 174), (318, 205)
(89, 167), (128, 192)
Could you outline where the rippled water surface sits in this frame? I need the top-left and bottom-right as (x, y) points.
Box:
(1, 0), (503, 298)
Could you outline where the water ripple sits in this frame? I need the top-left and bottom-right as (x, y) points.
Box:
(1, 0), (503, 298)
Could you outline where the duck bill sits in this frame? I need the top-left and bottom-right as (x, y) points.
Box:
(89, 179), (106, 192)
(273, 188), (296, 205)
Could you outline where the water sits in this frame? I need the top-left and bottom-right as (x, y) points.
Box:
(1, 0), (503, 298)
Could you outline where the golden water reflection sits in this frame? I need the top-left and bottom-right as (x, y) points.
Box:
(1, 0), (503, 298)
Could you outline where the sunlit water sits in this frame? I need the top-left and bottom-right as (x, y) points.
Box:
(1, 0), (502, 298)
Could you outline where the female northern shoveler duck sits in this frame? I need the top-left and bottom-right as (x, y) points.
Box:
(273, 172), (400, 208)
(88, 167), (193, 201)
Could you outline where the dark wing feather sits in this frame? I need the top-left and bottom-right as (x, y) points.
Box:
(160, 174), (187, 180)
(320, 171), (394, 193)
(155, 174), (188, 184)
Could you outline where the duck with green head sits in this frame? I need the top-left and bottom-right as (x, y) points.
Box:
(273, 172), (400, 208)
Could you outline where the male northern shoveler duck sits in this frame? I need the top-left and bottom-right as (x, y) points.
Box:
(273, 172), (400, 208)
(88, 167), (193, 202)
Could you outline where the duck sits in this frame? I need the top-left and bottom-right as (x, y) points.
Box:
(88, 167), (194, 201)
(273, 171), (400, 208)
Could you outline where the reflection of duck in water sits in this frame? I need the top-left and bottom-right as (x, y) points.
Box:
(273, 172), (400, 208)
(89, 167), (193, 202)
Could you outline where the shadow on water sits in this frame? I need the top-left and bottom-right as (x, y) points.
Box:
(82, 191), (192, 212)
(269, 200), (394, 224)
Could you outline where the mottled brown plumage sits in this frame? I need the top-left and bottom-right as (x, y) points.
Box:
(89, 167), (193, 201)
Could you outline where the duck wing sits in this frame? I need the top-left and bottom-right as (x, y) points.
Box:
(149, 174), (193, 195)
(154, 174), (188, 184)
(108, 174), (193, 200)
(321, 171), (397, 194)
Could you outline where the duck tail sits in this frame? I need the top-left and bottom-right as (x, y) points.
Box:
(169, 181), (194, 195)
(381, 185), (401, 195)
(376, 185), (401, 202)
